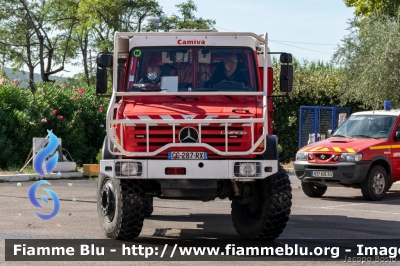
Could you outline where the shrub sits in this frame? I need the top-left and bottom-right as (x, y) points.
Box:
(0, 82), (108, 168)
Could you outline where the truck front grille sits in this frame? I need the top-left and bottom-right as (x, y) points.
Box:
(123, 125), (250, 152)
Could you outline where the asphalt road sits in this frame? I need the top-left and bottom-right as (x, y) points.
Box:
(1, 174), (400, 265)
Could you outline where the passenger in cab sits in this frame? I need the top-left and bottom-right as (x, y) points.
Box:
(204, 53), (250, 88)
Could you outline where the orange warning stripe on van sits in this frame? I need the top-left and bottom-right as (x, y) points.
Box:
(370, 145), (395, 150)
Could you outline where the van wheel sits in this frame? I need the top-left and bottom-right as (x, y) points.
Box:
(361, 165), (388, 201)
(302, 182), (327, 198)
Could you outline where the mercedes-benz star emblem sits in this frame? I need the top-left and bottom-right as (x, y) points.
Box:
(179, 127), (199, 143)
(320, 155), (326, 160)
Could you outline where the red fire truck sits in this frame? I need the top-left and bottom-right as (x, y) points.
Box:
(96, 29), (293, 240)
(294, 104), (400, 201)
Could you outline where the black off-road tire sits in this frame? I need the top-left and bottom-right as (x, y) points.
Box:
(143, 194), (154, 217)
(361, 165), (388, 201)
(302, 182), (327, 198)
(231, 165), (292, 240)
(97, 174), (145, 240)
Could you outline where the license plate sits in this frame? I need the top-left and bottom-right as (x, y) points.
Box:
(168, 152), (208, 160)
(311, 171), (333, 177)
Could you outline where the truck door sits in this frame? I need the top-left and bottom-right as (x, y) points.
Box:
(390, 120), (400, 180)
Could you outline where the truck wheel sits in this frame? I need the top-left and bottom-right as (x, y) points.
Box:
(97, 174), (145, 240)
(231, 165), (292, 240)
(301, 182), (327, 198)
(143, 194), (154, 217)
(361, 165), (388, 201)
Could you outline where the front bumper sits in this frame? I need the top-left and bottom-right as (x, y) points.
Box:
(100, 159), (278, 179)
(293, 161), (372, 184)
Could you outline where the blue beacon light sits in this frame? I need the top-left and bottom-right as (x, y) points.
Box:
(384, 100), (391, 111)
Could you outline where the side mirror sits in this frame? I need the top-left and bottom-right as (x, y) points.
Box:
(396, 131), (400, 141)
(280, 53), (292, 64)
(280, 64), (293, 93)
(327, 129), (332, 138)
(97, 53), (113, 67)
(96, 68), (108, 94)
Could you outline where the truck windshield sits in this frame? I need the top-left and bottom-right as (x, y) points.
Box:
(125, 47), (258, 92)
(332, 115), (397, 139)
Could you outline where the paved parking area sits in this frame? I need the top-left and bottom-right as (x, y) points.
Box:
(1, 174), (400, 265)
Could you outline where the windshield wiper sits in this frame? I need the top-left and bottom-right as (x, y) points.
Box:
(352, 134), (374, 139)
(352, 134), (380, 139)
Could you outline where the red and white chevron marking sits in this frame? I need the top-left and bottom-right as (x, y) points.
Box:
(123, 114), (253, 127)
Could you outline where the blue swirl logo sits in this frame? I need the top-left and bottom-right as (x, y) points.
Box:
(33, 130), (59, 176)
(28, 180), (60, 220)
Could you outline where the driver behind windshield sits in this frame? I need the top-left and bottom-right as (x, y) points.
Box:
(138, 62), (162, 85)
(368, 122), (380, 134)
(131, 62), (176, 91)
(203, 53), (250, 88)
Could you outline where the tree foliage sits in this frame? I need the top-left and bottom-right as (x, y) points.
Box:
(0, 82), (108, 169)
(76, 0), (163, 52)
(143, 0), (215, 32)
(344, 0), (400, 17)
(0, 0), (78, 91)
(333, 13), (400, 109)
(0, 0), (214, 87)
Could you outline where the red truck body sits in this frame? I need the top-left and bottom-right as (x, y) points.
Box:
(95, 30), (293, 240)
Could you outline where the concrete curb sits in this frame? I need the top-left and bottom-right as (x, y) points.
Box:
(0, 172), (83, 182)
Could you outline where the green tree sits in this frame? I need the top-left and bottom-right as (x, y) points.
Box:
(76, 0), (163, 52)
(0, 0), (78, 91)
(333, 13), (400, 109)
(143, 0), (215, 32)
(344, 0), (400, 17)
(0, 0), (39, 90)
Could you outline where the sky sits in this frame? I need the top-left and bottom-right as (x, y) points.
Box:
(15, 0), (356, 78)
(154, 0), (355, 62)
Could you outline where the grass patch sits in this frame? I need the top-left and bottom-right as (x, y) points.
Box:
(0, 165), (84, 175)
(0, 165), (37, 175)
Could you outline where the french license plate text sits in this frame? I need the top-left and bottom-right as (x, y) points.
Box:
(311, 171), (333, 177)
(168, 152), (208, 160)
